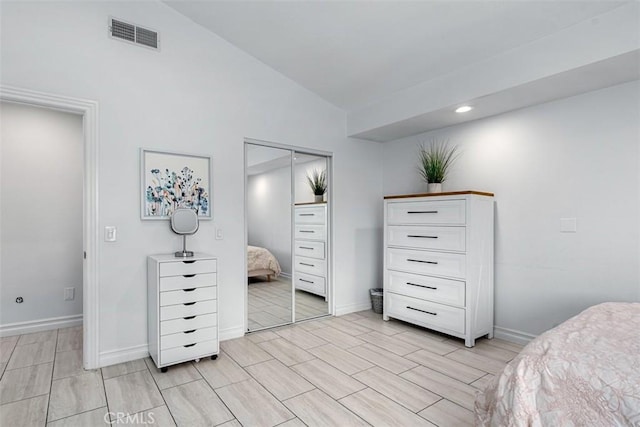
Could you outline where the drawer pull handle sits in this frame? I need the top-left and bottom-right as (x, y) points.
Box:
(184, 329), (196, 334)
(407, 306), (437, 316)
(183, 288), (196, 292)
(407, 258), (438, 265)
(299, 230), (315, 233)
(407, 210), (438, 214)
(299, 246), (314, 250)
(183, 316), (196, 320)
(406, 282), (437, 290)
(184, 302), (196, 306)
(300, 279), (314, 284)
(300, 263), (315, 267)
(184, 343), (196, 348)
(183, 274), (196, 278)
(299, 213), (315, 216)
(182, 260), (196, 264)
(407, 235), (438, 239)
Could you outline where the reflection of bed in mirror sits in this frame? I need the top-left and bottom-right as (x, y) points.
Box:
(247, 245), (282, 281)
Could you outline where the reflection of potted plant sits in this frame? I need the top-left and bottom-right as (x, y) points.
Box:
(307, 169), (327, 202)
(418, 140), (459, 193)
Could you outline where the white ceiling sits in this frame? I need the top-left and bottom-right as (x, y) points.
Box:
(246, 144), (321, 175)
(165, 1), (624, 111)
(165, 1), (639, 141)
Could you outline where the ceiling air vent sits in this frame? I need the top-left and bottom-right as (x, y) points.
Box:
(109, 17), (159, 50)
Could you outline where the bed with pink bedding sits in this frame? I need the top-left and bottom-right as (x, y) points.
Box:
(475, 302), (640, 426)
(247, 245), (282, 281)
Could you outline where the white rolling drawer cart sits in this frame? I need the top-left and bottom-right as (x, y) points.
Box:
(147, 253), (218, 372)
(293, 203), (328, 299)
(383, 191), (494, 347)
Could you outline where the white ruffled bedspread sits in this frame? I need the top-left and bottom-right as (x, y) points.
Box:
(247, 245), (282, 276)
(475, 302), (640, 427)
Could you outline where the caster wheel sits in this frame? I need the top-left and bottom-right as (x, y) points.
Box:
(211, 354), (218, 360)
(160, 367), (168, 373)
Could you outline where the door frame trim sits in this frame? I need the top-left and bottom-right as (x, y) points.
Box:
(0, 85), (100, 369)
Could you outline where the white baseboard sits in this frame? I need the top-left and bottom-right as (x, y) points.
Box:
(219, 325), (245, 341)
(0, 314), (83, 338)
(280, 272), (292, 279)
(97, 325), (245, 368)
(99, 344), (149, 368)
(335, 301), (372, 317)
(493, 326), (537, 345)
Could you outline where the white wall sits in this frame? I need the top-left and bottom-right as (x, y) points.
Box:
(382, 81), (640, 338)
(0, 1), (383, 364)
(247, 166), (292, 275)
(0, 102), (83, 325)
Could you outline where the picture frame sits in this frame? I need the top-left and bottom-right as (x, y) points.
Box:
(140, 148), (212, 220)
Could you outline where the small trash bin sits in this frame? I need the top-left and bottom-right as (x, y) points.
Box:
(370, 288), (384, 314)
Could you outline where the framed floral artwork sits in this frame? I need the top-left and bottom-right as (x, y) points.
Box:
(140, 149), (212, 220)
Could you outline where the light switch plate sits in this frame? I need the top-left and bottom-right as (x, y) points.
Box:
(105, 226), (117, 242)
(216, 227), (223, 240)
(560, 218), (577, 233)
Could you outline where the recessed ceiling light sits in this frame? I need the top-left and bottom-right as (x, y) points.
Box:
(455, 105), (473, 113)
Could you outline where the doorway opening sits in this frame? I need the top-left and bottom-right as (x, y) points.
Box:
(0, 86), (99, 369)
(244, 139), (332, 332)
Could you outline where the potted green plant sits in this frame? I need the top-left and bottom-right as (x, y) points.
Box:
(307, 169), (327, 202)
(418, 140), (459, 193)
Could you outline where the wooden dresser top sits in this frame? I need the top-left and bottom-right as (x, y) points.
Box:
(384, 190), (494, 200)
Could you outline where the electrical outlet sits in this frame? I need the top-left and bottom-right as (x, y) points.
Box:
(64, 287), (75, 301)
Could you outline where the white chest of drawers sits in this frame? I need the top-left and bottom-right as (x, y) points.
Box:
(383, 191), (494, 347)
(294, 203), (327, 298)
(148, 254), (218, 371)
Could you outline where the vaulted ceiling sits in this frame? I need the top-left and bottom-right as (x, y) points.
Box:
(166, 1), (640, 141)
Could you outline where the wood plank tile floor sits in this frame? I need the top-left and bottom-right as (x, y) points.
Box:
(248, 277), (329, 331)
(0, 311), (523, 426)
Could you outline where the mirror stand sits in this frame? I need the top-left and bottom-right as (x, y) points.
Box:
(175, 235), (194, 258)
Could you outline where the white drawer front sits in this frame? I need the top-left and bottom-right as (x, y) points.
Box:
(160, 273), (216, 292)
(294, 240), (325, 259)
(160, 299), (217, 321)
(387, 200), (465, 225)
(160, 286), (217, 306)
(387, 248), (466, 279)
(160, 259), (217, 277)
(161, 313), (217, 336)
(295, 224), (326, 241)
(295, 206), (326, 224)
(386, 270), (465, 308)
(295, 272), (326, 296)
(387, 225), (465, 252)
(160, 339), (218, 366)
(160, 326), (218, 350)
(295, 256), (326, 277)
(386, 293), (465, 335)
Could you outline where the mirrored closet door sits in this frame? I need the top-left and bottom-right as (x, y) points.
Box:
(245, 141), (331, 332)
(293, 153), (329, 322)
(246, 144), (294, 331)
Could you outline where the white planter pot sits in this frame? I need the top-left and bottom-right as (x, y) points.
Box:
(427, 183), (442, 193)
(314, 195), (324, 203)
